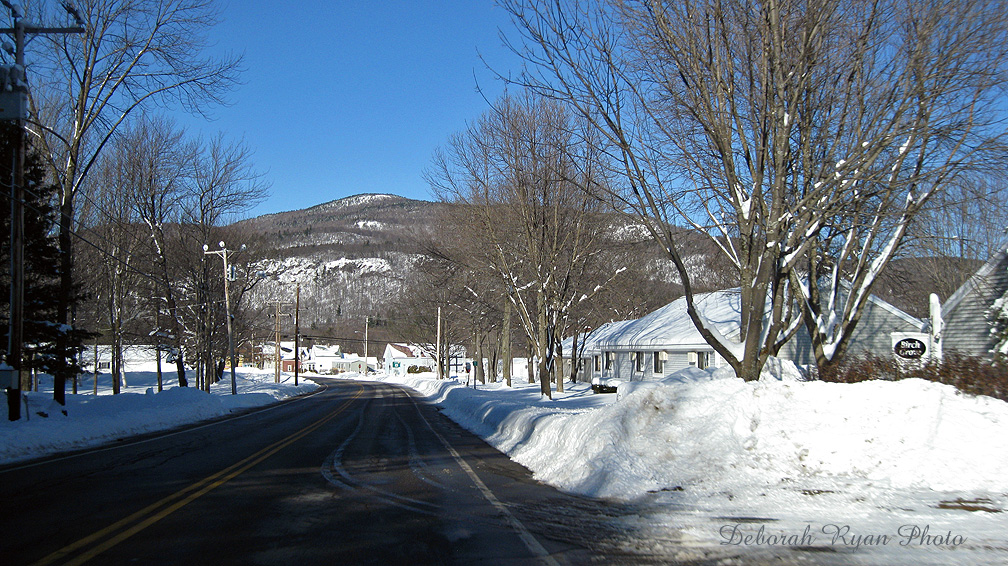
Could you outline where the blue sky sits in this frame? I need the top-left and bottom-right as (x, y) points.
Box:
(176, 1), (521, 218)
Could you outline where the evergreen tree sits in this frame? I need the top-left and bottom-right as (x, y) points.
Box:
(0, 122), (87, 380)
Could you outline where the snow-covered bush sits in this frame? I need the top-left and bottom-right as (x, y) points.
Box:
(988, 285), (1008, 362)
(818, 351), (1008, 402)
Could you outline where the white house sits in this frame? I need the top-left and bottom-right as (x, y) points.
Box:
(565, 291), (736, 385)
(306, 344), (342, 374)
(383, 343), (436, 377)
(566, 288), (927, 384)
(331, 353), (367, 374)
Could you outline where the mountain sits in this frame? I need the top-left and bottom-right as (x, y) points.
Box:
(234, 193), (969, 354)
(236, 194), (444, 340)
(237, 193), (441, 258)
(233, 193), (689, 350)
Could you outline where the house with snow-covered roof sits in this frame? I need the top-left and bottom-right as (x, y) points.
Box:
(331, 353), (367, 374)
(383, 343), (436, 376)
(305, 344), (342, 374)
(565, 288), (927, 384)
(259, 341), (300, 372)
(564, 291), (736, 384)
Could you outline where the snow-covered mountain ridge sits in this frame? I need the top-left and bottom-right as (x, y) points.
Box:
(233, 194), (439, 328)
(232, 193), (963, 333)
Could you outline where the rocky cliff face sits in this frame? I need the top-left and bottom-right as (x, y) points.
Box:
(235, 194), (441, 328)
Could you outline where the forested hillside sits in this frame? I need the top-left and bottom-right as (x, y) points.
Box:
(233, 193), (977, 355)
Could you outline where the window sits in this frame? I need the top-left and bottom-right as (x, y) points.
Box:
(604, 352), (614, 371)
(634, 351), (645, 373)
(653, 351), (665, 375)
(697, 351), (711, 370)
(593, 355), (601, 372)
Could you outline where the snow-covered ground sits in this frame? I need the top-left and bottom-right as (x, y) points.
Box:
(0, 366), (318, 464)
(368, 366), (1008, 565)
(3, 362), (1006, 564)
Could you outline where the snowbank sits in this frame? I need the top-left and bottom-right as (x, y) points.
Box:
(531, 377), (1008, 499)
(379, 363), (1008, 499)
(0, 367), (318, 464)
(374, 364), (1008, 562)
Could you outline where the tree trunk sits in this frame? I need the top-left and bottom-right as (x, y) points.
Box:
(54, 191), (74, 406)
(151, 225), (186, 388)
(92, 339), (99, 395)
(503, 300), (511, 387)
(111, 333), (121, 395)
(489, 336), (499, 383)
(175, 355), (186, 389)
(555, 340), (564, 393)
(527, 343), (535, 384)
(155, 309), (163, 392)
(537, 291), (551, 399)
(475, 333), (485, 384)
(572, 329), (580, 384)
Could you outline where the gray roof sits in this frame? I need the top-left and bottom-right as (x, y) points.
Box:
(942, 246), (1008, 356)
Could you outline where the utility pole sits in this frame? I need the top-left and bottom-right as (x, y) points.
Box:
(267, 299), (293, 383)
(363, 315), (368, 374)
(294, 284), (299, 386)
(92, 337), (98, 395)
(274, 302), (281, 383)
(204, 241), (244, 395)
(436, 306), (442, 380)
(1, 2), (84, 421)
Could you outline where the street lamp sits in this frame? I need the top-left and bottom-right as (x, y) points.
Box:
(204, 241), (244, 395)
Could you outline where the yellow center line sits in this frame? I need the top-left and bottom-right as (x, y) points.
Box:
(31, 383), (364, 566)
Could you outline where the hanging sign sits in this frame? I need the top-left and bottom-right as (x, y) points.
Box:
(894, 337), (927, 359)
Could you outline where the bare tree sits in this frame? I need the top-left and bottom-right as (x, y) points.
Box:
(429, 92), (618, 397)
(121, 114), (193, 389)
(903, 175), (1008, 302)
(84, 158), (149, 394)
(76, 120), (267, 392)
(24, 0), (241, 404)
(179, 134), (267, 390)
(502, 0), (1008, 379)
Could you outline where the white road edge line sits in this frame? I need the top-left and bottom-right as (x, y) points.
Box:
(398, 384), (561, 566)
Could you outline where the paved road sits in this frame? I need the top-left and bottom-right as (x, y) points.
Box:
(0, 379), (713, 565)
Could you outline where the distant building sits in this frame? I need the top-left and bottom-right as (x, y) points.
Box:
(331, 353), (367, 374)
(306, 344), (342, 374)
(565, 288), (926, 383)
(383, 343), (435, 377)
(82, 345), (172, 373)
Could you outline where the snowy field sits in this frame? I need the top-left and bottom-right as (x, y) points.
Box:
(3, 362), (1007, 564)
(0, 366), (318, 464)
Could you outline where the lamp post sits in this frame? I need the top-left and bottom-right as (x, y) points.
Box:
(204, 241), (243, 395)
